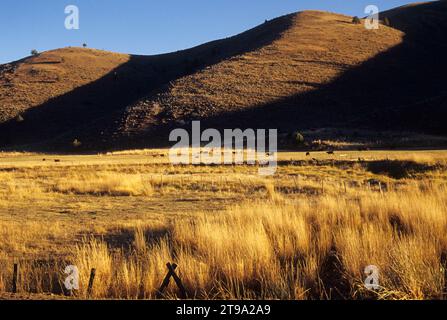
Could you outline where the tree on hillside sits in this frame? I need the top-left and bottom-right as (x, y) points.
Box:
(31, 49), (39, 56)
(72, 139), (82, 148)
(352, 16), (361, 25)
(293, 132), (305, 145)
(15, 114), (24, 123)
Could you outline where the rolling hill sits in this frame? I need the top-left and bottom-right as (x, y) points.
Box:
(0, 1), (446, 151)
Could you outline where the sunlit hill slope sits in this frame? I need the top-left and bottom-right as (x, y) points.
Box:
(0, 1), (446, 151)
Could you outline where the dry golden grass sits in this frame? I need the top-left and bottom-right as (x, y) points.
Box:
(0, 150), (446, 299)
(51, 172), (153, 196)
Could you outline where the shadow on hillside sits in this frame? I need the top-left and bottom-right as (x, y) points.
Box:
(114, 1), (447, 151)
(0, 14), (295, 152)
(194, 1), (447, 136)
(110, 2), (447, 151)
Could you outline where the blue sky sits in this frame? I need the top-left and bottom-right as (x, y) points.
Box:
(0, 0), (421, 64)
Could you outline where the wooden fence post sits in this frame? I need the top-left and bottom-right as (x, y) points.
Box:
(157, 263), (178, 298)
(167, 262), (187, 299)
(12, 263), (18, 293)
(87, 268), (96, 297)
(157, 263), (187, 299)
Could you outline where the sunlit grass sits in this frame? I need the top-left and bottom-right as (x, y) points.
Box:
(0, 150), (446, 299)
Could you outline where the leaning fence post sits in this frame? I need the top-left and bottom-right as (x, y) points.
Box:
(12, 263), (18, 293)
(157, 263), (187, 299)
(166, 262), (187, 299)
(157, 263), (178, 298)
(87, 268), (96, 297)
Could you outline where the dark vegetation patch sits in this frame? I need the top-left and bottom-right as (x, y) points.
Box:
(313, 247), (351, 300)
(364, 160), (439, 179)
(278, 159), (443, 180)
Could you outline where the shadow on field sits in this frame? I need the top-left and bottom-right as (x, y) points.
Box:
(365, 160), (437, 179)
(99, 225), (172, 253)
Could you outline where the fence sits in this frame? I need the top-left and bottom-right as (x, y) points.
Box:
(7, 261), (186, 299)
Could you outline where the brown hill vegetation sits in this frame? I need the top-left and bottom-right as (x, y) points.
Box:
(0, 1), (446, 151)
(120, 11), (403, 135)
(0, 49), (129, 123)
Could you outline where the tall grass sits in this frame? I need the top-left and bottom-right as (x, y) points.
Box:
(0, 181), (445, 299)
(0, 152), (446, 299)
(51, 172), (153, 196)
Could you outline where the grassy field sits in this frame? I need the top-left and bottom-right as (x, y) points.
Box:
(0, 149), (446, 299)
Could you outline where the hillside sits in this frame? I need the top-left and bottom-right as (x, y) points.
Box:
(0, 1), (446, 151)
(0, 49), (129, 123)
(0, 13), (294, 150)
(119, 10), (404, 137)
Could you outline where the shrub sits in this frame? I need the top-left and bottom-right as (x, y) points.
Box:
(293, 132), (305, 145)
(15, 114), (24, 123)
(352, 16), (361, 25)
(29, 68), (39, 76)
(72, 139), (82, 148)
(30, 49), (39, 56)
(82, 43), (87, 48)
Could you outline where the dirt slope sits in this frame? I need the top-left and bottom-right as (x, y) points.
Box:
(119, 11), (404, 135)
(0, 49), (130, 123)
(120, 2), (447, 141)
(0, 12), (293, 150)
(0, 2), (446, 151)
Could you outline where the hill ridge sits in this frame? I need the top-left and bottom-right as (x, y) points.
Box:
(0, 2), (446, 151)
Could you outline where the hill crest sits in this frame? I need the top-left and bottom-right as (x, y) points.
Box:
(1, 2), (446, 151)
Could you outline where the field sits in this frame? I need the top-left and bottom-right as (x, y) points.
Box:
(0, 149), (446, 300)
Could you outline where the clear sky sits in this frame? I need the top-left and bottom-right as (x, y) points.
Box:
(0, 0), (422, 64)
